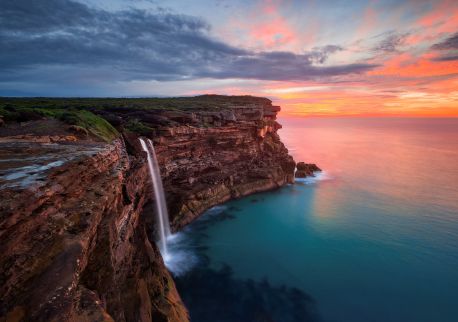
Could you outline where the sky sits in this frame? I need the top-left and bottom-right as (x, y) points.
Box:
(1, 0), (457, 117)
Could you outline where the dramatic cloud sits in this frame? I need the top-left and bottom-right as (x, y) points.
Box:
(432, 32), (458, 50)
(1, 0), (457, 116)
(430, 31), (458, 62)
(203, 50), (373, 81)
(431, 55), (458, 61)
(309, 45), (344, 64)
(373, 32), (409, 53)
(0, 0), (375, 88)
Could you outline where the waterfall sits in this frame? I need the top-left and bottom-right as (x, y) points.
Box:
(139, 138), (171, 256)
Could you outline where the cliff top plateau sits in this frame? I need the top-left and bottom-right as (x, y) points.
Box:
(0, 95), (279, 142)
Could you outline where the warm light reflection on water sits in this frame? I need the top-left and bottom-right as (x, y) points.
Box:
(279, 117), (458, 217)
(175, 117), (458, 322)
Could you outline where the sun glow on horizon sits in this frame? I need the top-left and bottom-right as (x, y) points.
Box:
(187, 0), (458, 117)
(1, 0), (458, 117)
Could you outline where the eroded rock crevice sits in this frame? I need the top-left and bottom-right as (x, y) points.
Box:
(0, 96), (295, 321)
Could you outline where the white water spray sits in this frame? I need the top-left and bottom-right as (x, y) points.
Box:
(139, 138), (171, 256)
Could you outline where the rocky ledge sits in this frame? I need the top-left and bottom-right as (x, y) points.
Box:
(0, 95), (296, 321)
(0, 140), (187, 322)
(125, 98), (297, 230)
(295, 162), (322, 178)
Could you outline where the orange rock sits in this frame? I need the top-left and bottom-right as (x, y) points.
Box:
(65, 135), (77, 142)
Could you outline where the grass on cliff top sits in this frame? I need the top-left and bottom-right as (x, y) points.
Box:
(0, 95), (272, 112)
(0, 105), (118, 142)
(63, 110), (119, 142)
(124, 119), (155, 136)
(0, 95), (272, 138)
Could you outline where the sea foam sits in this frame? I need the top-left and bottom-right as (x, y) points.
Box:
(164, 205), (228, 276)
(294, 170), (332, 184)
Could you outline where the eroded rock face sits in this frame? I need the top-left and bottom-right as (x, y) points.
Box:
(0, 96), (295, 322)
(0, 140), (188, 322)
(124, 100), (296, 231)
(295, 162), (321, 178)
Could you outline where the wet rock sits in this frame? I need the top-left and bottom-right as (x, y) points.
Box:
(295, 162), (321, 178)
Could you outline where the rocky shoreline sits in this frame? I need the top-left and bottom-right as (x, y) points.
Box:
(0, 96), (305, 321)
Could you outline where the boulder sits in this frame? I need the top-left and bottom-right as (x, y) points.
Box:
(295, 162), (321, 178)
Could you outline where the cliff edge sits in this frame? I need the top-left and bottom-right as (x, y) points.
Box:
(0, 95), (295, 321)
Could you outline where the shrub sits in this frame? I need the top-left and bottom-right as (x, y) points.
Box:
(124, 119), (154, 136)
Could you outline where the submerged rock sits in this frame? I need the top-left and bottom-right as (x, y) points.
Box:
(295, 162), (322, 178)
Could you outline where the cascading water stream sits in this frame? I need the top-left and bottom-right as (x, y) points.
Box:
(139, 138), (171, 257)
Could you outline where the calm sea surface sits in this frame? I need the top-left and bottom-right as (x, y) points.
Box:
(170, 117), (458, 322)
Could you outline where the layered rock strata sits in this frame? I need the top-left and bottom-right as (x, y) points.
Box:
(0, 95), (295, 321)
(295, 162), (321, 178)
(0, 140), (188, 322)
(144, 103), (296, 230)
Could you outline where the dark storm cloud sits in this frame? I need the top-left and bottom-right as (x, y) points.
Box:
(0, 0), (376, 87)
(204, 50), (372, 81)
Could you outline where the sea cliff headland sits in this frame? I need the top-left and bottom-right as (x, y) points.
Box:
(0, 95), (297, 321)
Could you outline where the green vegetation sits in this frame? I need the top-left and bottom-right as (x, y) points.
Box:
(65, 110), (118, 142)
(0, 104), (118, 142)
(0, 95), (271, 112)
(0, 95), (270, 140)
(124, 119), (155, 136)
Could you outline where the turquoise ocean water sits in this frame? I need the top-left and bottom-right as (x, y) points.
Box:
(170, 117), (458, 322)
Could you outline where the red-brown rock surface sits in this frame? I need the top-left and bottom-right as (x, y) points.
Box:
(120, 97), (296, 230)
(0, 96), (295, 321)
(295, 162), (322, 178)
(0, 140), (188, 322)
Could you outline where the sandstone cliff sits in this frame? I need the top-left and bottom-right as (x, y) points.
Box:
(138, 100), (296, 230)
(0, 140), (188, 322)
(0, 95), (295, 321)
